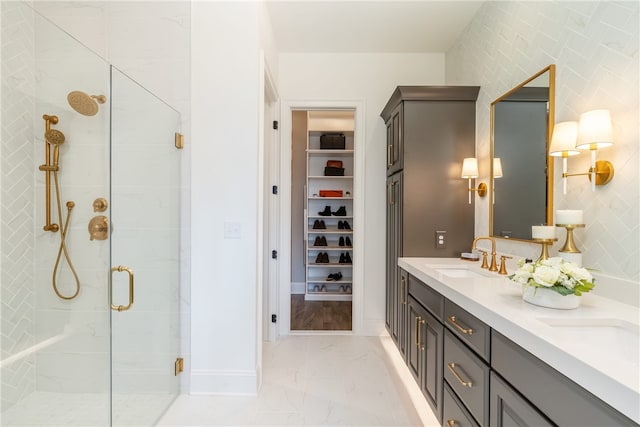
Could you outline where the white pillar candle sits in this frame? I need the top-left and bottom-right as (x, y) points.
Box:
(559, 252), (583, 267)
(532, 225), (555, 239)
(556, 209), (583, 224)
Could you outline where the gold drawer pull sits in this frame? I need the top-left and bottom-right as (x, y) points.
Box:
(415, 316), (422, 346)
(447, 420), (458, 427)
(447, 362), (473, 388)
(448, 315), (473, 335)
(387, 144), (393, 167)
(401, 276), (407, 305)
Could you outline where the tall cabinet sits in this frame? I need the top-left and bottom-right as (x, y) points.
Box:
(381, 86), (479, 374)
(305, 112), (355, 301)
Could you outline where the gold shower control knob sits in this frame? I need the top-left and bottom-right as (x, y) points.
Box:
(88, 215), (109, 240)
(92, 198), (108, 212)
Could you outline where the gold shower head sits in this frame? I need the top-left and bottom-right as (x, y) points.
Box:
(67, 91), (107, 116)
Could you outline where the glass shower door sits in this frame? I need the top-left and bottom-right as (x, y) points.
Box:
(109, 67), (181, 426)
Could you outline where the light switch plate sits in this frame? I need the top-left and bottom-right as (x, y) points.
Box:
(224, 221), (241, 239)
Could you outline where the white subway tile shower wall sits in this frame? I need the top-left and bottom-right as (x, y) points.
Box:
(0, 1), (37, 412)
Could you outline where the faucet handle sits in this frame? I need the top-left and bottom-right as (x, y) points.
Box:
(499, 255), (513, 275)
(478, 250), (489, 269)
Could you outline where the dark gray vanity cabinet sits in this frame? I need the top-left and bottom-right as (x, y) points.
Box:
(382, 86), (479, 357)
(489, 372), (553, 427)
(396, 270), (638, 427)
(491, 331), (638, 427)
(407, 274), (445, 423)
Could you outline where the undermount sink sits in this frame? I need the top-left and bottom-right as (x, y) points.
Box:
(538, 317), (639, 365)
(433, 267), (489, 279)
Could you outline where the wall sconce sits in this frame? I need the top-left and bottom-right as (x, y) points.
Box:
(549, 109), (615, 193)
(549, 121), (580, 195)
(461, 157), (486, 204)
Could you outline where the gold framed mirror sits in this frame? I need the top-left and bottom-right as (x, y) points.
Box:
(490, 64), (555, 241)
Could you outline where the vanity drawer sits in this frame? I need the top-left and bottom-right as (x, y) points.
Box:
(408, 274), (443, 321)
(444, 299), (490, 361)
(444, 381), (480, 427)
(444, 329), (490, 427)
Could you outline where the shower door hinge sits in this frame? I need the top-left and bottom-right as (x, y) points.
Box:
(175, 133), (184, 149)
(271, 250), (278, 259)
(272, 185), (278, 195)
(273, 120), (279, 130)
(174, 357), (184, 376)
(271, 314), (277, 323)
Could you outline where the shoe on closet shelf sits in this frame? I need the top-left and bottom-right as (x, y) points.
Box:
(345, 236), (352, 247)
(339, 285), (346, 292)
(345, 284), (351, 293)
(342, 221), (351, 230)
(332, 206), (347, 216)
(318, 206), (332, 216)
(320, 236), (328, 246)
(339, 253), (346, 264)
(344, 252), (352, 264)
(315, 252), (329, 264)
(313, 285), (320, 292)
(339, 236), (345, 247)
(313, 220), (326, 229)
(327, 272), (343, 282)
(320, 285), (327, 292)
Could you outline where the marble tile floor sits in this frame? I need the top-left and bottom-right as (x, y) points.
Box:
(158, 334), (440, 426)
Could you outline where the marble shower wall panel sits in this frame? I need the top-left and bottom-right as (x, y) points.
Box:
(1, 1), (37, 412)
(33, 11), (111, 393)
(446, 1), (639, 282)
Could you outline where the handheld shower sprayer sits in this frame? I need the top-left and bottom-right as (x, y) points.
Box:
(38, 114), (80, 300)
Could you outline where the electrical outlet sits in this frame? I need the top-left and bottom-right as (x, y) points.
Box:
(435, 230), (446, 249)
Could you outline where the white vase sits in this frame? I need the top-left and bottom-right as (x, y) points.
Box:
(522, 286), (580, 309)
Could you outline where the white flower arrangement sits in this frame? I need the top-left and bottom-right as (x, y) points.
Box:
(510, 257), (595, 296)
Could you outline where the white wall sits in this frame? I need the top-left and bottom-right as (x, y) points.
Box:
(190, 1), (262, 394)
(278, 53), (445, 334)
(446, 1), (639, 301)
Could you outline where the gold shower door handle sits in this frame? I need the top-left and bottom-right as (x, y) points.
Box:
(110, 266), (134, 312)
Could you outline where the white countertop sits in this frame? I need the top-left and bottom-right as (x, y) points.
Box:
(398, 257), (640, 424)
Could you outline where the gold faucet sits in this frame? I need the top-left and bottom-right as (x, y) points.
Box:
(472, 237), (498, 272)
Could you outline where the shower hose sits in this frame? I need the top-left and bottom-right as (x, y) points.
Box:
(52, 170), (80, 300)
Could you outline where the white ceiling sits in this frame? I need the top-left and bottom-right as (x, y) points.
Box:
(265, 1), (484, 53)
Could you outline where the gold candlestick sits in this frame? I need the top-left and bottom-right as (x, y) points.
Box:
(555, 224), (585, 253)
(532, 238), (557, 261)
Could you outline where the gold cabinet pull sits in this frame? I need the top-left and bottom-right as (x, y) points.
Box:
(447, 362), (473, 388)
(448, 315), (474, 335)
(401, 276), (407, 305)
(415, 317), (426, 351)
(447, 420), (458, 427)
(387, 144), (393, 167)
(110, 265), (134, 312)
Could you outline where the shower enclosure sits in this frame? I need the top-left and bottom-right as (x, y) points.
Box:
(1, 3), (182, 425)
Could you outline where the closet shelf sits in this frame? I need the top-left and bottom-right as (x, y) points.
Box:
(308, 196), (353, 200)
(308, 229), (353, 234)
(308, 263), (353, 267)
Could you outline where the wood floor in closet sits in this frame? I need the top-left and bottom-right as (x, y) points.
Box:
(290, 295), (352, 331)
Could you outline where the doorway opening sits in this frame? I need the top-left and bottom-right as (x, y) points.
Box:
(290, 109), (355, 331)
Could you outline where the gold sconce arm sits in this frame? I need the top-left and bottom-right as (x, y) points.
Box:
(562, 160), (614, 186)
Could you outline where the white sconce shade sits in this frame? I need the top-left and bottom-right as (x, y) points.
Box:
(493, 158), (503, 178)
(576, 109), (614, 150)
(549, 121), (580, 157)
(461, 157), (479, 178)
(461, 157), (485, 204)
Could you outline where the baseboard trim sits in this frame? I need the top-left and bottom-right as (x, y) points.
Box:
(291, 282), (305, 294)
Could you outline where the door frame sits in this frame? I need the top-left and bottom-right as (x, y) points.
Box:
(276, 99), (366, 335)
(260, 53), (280, 344)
